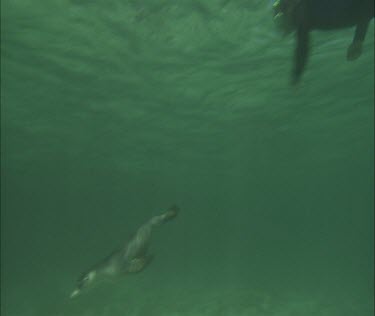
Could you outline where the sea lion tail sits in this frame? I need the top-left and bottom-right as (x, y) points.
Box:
(162, 204), (179, 222)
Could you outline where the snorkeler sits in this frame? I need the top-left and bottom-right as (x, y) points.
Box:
(70, 205), (179, 298)
(273, 0), (374, 84)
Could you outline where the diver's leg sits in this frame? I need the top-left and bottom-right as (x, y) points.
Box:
(347, 18), (370, 61)
(292, 25), (310, 85)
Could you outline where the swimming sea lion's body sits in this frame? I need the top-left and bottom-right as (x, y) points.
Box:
(70, 205), (179, 298)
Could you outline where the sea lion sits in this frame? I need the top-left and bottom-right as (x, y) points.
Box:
(70, 205), (179, 298)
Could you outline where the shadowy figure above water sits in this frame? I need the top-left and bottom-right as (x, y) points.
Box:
(273, 0), (374, 85)
(70, 205), (179, 298)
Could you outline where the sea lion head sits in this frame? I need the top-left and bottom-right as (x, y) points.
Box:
(70, 270), (97, 298)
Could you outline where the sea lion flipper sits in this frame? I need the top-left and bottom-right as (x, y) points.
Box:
(127, 255), (154, 273)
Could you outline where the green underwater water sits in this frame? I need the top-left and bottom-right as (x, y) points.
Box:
(1, 0), (374, 315)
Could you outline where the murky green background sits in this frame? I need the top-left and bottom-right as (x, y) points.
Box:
(1, 0), (373, 315)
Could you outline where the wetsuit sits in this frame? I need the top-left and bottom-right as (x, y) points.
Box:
(275, 0), (374, 84)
